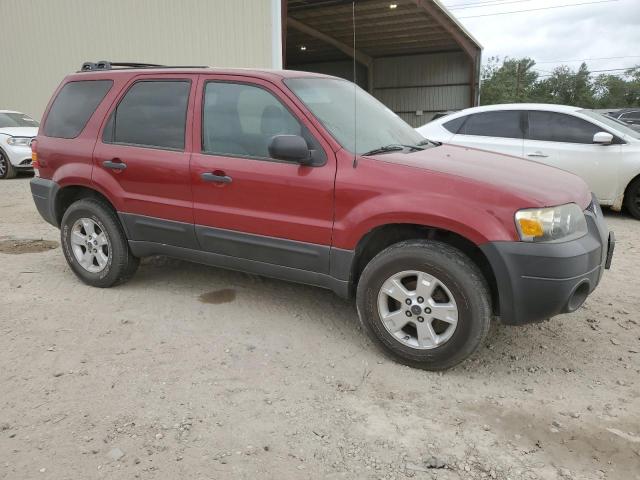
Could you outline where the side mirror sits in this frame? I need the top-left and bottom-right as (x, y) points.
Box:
(268, 135), (312, 165)
(593, 131), (613, 145)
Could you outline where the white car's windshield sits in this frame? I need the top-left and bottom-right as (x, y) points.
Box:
(0, 112), (39, 128)
(285, 77), (425, 155)
(580, 109), (640, 140)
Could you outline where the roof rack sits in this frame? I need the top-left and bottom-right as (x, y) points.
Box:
(80, 61), (209, 72)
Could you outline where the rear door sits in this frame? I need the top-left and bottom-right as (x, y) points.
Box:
(523, 111), (622, 202)
(190, 75), (336, 273)
(448, 110), (525, 158)
(92, 75), (198, 248)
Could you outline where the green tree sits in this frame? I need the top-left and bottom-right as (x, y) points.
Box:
(480, 56), (539, 105)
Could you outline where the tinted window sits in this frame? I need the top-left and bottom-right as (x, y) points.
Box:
(621, 111), (640, 120)
(43, 80), (112, 138)
(443, 116), (466, 134)
(458, 111), (523, 139)
(527, 111), (601, 144)
(104, 81), (190, 150)
(203, 82), (319, 160)
(0, 112), (39, 128)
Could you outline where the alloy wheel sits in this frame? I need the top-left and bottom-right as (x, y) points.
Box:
(377, 270), (458, 349)
(70, 218), (110, 273)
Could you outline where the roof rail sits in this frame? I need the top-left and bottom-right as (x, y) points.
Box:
(79, 61), (209, 72)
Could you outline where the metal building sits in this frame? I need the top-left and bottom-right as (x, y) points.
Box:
(0, 0), (481, 126)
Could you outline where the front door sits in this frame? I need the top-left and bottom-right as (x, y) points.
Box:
(523, 111), (621, 203)
(92, 75), (198, 248)
(450, 110), (524, 158)
(190, 75), (336, 273)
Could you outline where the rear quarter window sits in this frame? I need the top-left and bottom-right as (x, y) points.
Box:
(442, 116), (466, 133)
(43, 80), (113, 139)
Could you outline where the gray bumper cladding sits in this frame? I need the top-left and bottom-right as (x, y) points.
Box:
(30, 177), (59, 227)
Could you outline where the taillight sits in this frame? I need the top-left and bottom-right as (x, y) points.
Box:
(31, 139), (40, 176)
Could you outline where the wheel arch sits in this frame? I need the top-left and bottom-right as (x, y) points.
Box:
(54, 185), (118, 227)
(623, 171), (640, 208)
(350, 223), (500, 316)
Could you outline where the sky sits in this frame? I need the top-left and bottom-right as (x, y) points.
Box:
(439, 0), (640, 77)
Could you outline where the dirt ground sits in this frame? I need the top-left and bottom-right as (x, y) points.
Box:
(1, 175), (639, 480)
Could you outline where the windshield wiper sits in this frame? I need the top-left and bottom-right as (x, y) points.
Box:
(418, 139), (442, 147)
(362, 144), (424, 156)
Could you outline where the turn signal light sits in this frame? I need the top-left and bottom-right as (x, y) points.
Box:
(517, 218), (544, 237)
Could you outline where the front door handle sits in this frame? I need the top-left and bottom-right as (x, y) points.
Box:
(201, 172), (232, 184)
(103, 159), (127, 170)
(527, 151), (549, 158)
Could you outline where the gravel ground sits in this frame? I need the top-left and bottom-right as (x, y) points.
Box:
(1, 176), (639, 480)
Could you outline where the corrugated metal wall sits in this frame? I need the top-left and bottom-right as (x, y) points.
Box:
(373, 52), (471, 127)
(288, 60), (369, 90)
(0, 0), (274, 119)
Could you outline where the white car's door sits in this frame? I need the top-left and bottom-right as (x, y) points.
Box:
(523, 111), (622, 203)
(448, 110), (524, 158)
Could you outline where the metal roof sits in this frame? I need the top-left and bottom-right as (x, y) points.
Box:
(286, 0), (482, 65)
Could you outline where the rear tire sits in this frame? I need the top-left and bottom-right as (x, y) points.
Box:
(625, 177), (640, 219)
(356, 239), (491, 370)
(0, 151), (17, 179)
(60, 198), (139, 287)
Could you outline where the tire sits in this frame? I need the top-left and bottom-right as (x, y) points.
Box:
(356, 239), (491, 371)
(625, 177), (640, 220)
(60, 198), (139, 287)
(0, 151), (17, 179)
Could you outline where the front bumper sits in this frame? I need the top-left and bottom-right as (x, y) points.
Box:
(4, 144), (33, 169)
(30, 177), (59, 227)
(481, 200), (613, 325)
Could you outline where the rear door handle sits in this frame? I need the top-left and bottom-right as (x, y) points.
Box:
(201, 172), (232, 184)
(102, 159), (127, 170)
(527, 151), (549, 158)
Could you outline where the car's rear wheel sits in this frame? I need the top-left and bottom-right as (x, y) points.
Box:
(0, 151), (17, 179)
(625, 177), (640, 219)
(61, 198), (139, 287)
(356, 239), (491, 370)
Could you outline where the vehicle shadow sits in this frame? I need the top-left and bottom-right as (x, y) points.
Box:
(126, 254), (602, 374)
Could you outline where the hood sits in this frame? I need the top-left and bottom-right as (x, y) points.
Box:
(372, 144), (592, 209)
(0, 127), (38, 137)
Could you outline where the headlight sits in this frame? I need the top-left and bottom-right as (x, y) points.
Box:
(6, 136), (33, 147)
(515, 203), (588, 242)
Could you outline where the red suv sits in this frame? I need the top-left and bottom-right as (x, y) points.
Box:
(30, 62), (614, 370)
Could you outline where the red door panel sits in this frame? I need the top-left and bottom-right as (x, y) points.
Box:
(190, 75), (336, 249)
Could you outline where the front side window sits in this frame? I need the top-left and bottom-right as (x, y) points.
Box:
(621, 111), (640, 121)
(457, 111), (523, 139)
(43, 80), (112, 138)
(103, 80), (190, 150)
(527, 111), (601, 144)
(284, 77), (424, 155)
(202, 82), (319, 160)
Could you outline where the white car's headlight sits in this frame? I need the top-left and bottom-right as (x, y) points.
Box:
(6, 136), (33, 147)
(515, 203), (588, 242)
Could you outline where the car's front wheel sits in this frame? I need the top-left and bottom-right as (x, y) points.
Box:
(61, 198), (139, 287)
(0, 151), (17, 179)
(356, 240), (491, 370)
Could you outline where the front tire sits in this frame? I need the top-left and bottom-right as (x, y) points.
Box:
(356, 240), (491, 370)
(625, 177), (640, 219)
(61, 198), (139, 287)
(0, 151), (17, 179)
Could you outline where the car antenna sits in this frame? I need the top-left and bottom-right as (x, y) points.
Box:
(352, 0), (358, 168)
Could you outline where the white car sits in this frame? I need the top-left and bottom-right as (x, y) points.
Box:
(417, 103), (640, 219)
(0, 110), (39, 179)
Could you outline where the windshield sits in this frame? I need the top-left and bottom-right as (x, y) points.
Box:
(0, 112), (39, 128)
(580, 109), (640, 140)
(284, 78), (424, 155)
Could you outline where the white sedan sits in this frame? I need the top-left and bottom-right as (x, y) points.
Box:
(417, 103), (640, 219)
(0, 110), (39, 179)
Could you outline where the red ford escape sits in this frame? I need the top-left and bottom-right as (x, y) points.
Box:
(30, 62), (615, 370)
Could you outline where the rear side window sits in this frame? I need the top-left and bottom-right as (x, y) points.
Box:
(43, 80), (112, 138)
(621, 111), (640, 120)
(527, 111), (601, 144)
(103, 80), (190, 150)
(443, 116), (466, 133)
(458, 111), (523, 139)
